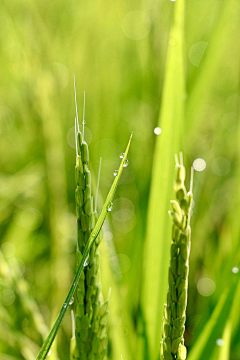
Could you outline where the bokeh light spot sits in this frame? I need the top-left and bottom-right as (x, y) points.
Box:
(211, 157), (231, 176)
(216, 339), (224, 347)
(110, 254), (131, 274)
(193, 158), (206, 171)
(1, 289), (15, 306)
(14, 206), (43, 231)
(104, 231), (113, 242)
(189, 41), (208, 67)
(232, 267), (239, 274)
(1, 242), (16, 258)
(222, 112), (239, 131)
(197, 276), (216, 296)
(154, 127), (162, 135)
(122, 11), (151, 41)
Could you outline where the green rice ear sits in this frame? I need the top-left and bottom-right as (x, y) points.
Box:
(36, 133), (133, 360)
(160, 154), (193, 360)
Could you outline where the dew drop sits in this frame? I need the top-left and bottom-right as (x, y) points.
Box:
(113, 170), (118, 177)
(154, 127), (162, 135)
(84, 259), (89, 267)
(119, 152), (125, 159)
(123, 159), (129, 168)
(63, 303), (67, 308)
(216, 339), (224, 347)
(107, 202), (113, 212)
(82, 120), (86, 125)
(232, 266), (239, 274)
(47, 350), (51, 357)
(69, 296), (74, 305)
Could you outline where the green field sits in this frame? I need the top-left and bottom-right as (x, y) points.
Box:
(0, 0), (239, 359)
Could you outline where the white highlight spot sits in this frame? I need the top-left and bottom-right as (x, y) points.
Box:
(154, 127), (162, 135)
(232, 267), (239, 274)
(193, 158), (206, 172)
(216, 339), (224, 347)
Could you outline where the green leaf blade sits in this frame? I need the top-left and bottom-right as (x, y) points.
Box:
(140, 1), (185, 359)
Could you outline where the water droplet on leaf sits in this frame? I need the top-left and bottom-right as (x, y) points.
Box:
(119, 152), (125, 159)
(84, 259), (89, 267)
(107, 202), (113, 212)
(63, 303), (67, 308)
(69, 296), (74, 305)
(123, 159), (129, 167)
(113, 170), (118, 177)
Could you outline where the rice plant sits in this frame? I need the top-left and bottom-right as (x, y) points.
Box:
(71, 78), (109, 360)
(1, 0), (240, 359)
(160, 154), (193, 360)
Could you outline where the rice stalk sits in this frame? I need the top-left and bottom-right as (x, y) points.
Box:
(160, 154), (193, 360)
(71, 78), (110, 360)
(36, 96), (133, 360)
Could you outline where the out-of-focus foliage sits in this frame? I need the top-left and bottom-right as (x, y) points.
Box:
(0, 0), (239, 360)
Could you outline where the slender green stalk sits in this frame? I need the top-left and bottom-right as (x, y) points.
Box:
(36, 128), (132, 360)
(160, 154), (193, 360)
(71, 84), (110, 359)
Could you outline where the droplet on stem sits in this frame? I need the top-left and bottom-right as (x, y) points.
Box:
(107, 202), (113, 212)
(69, 296), (74, 305)
(123, 159), (129, 167)
(119, 153), (125, 159)
(113, 170), (118, 177)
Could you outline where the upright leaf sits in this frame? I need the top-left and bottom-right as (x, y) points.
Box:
(140, 1), (185, 359)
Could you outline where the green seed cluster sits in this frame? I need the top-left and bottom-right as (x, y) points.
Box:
(72, 130), (109, 360)
(160, 156), (193, 360)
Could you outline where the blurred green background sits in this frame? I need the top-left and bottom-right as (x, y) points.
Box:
(0, 0), (239, 359)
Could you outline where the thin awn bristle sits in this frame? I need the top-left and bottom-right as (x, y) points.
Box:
(73, 75), (79, 129)
(71, 310), (75, 339)
(174, 154), (179, 166)
(75, 117), (78, 160)
(190, 166), (194, 194)
(95, 157), (102, 212)
(82, 91), (86, 141)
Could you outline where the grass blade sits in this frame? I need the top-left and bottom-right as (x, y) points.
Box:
(140, 1), (185, 358)
(36, 133), (133, 360)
